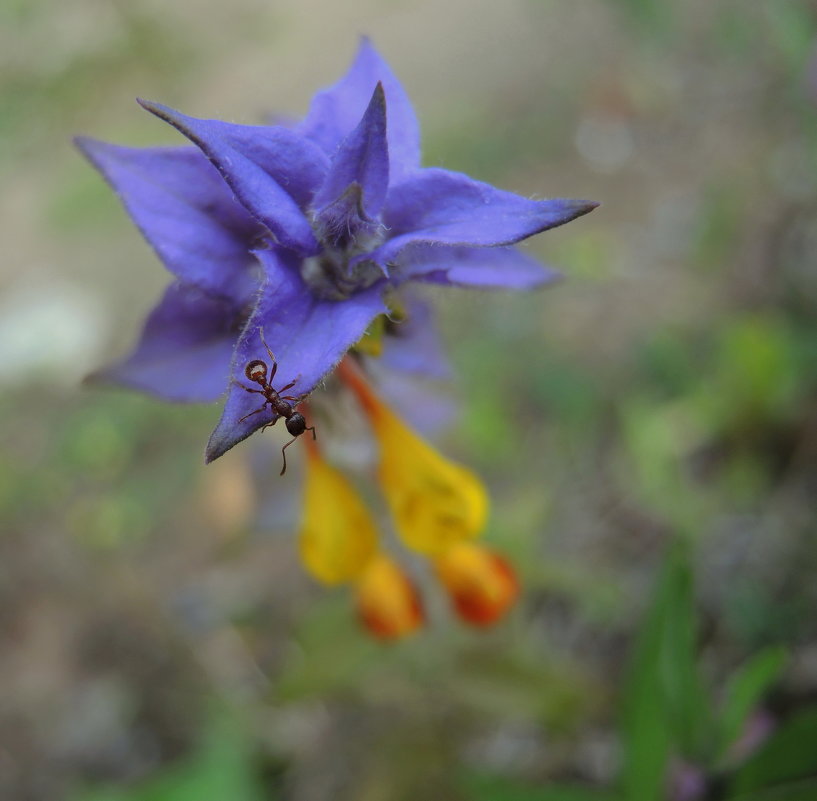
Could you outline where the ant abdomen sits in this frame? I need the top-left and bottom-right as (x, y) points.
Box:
(285, 412), (306, 436)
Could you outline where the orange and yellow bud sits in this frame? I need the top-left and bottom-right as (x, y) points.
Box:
(434, 542), (518, 626)
(299, 446), (379, 586)
(355, 554), (424, 640)
(338, 359), (488, 555)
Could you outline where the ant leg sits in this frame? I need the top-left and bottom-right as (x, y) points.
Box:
(280, 395), (298, 401)
(274, 374), (301, 395)
(306, 425), (317, 441)
(279, 436), (298, 476)
(237, 405), (268, 424)
(230, 379), (264, 395)
(260, 417), (279, 432)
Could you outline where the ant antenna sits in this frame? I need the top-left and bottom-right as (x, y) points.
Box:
(258, 327), (276, 364)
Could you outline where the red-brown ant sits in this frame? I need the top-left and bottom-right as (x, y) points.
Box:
(233, 329), (316, 475)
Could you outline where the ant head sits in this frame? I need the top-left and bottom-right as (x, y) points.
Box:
(245, 359), (267, 383)
(285, 412), (306, 437)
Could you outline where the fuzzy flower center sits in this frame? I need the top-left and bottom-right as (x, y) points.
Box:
(301, 196), (388, 301)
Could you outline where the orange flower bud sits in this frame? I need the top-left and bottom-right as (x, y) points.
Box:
(355, 554), (424, 640)
(434, 542), (518, 627)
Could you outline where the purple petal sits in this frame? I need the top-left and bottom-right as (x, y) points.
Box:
(205, 250), (386, 462)
(90, 282), (239, 402)
(398, 244), (561, 290)
(375, 168), (598, 262)
(299, 38), (420, 185)
(76, 139), (262, 303)
(138, 100), (329, 254)
(312, 83), (389, 238)
(379, 294), (450, 378)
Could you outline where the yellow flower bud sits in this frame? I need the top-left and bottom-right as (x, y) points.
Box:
(376, 409), (488, 554)
(299, 448), (379, 585)
(338, 359), (488, 555)
(355, 554), (424, 640)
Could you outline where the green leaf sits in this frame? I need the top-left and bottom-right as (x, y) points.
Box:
(609, 0), (675, 39)
(718, 647), (787, 762)
(729, 778), (817, 801)
(274, 596), (382, 701)
(702, 316), (798, 435)
(660, 548), (712, 759)
(620, 558), (673, 799)
(764, 3), (817, 72)
(621, 542), (711, 800)
(74, 706), (266, 801)
(729, 708), (817, 796)
(464, 772), (620, 801)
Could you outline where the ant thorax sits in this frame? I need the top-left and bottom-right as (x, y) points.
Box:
(245, 359), (267, 383)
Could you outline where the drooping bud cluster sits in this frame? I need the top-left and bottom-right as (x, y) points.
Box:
(297, 358), (518, 640)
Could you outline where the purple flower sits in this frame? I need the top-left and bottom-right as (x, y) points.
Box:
(78, 38), (597, 462)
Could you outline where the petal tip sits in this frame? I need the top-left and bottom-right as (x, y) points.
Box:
(137, 98), (174, 123)
(81, 367), (108, 388)
(73, 135), (112, 163)
(73, 136), (97, 164)
(82, 362), (133, 390)
(205, 421), (247, 463)
(205, 414), (272, 464)
(355, 35), (381, 65)
(204, 432), (231, 464)
(538, 197), (599, 231)
(532, 267), (564, 288)
(571, 199), (600, 216)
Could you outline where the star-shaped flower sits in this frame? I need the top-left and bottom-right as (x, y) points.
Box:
(78, 38), (597, 463)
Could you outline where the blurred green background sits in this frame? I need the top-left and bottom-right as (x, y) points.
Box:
(2, 1), (817, 799)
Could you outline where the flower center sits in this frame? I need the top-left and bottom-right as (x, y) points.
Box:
(301, 202), (388, 301)
(301, 250), (385, 301)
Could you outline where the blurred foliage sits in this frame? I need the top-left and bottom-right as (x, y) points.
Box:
(73, 708), (266, 801)
(2, 0), (817, 799)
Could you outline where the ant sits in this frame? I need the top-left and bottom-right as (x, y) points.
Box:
(233, 329), (316, 475)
